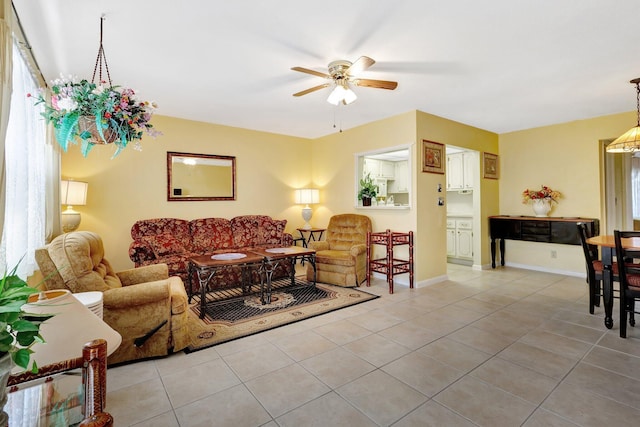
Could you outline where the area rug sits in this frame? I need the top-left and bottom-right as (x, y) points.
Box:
(185, 278), (379, 352)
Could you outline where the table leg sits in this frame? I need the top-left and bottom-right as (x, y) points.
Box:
(499, 238), (505, 266)
(261, 260), (279, 304)
(289, 257), (296, 286)
(491, 238), (496, 268)
(601, 247), (614, 329)
(196, 268), (217, 319)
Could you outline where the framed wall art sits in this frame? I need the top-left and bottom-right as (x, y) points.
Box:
(483, 152), (499, 179)
(422, 140), (445, 174)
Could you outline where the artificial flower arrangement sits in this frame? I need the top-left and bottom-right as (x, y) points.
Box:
(522, 185), (562, 204)
(30, 75), (160, 157)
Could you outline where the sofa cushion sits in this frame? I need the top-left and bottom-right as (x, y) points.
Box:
(231, 215), (261, 247)
(190, 217), (234, 253)
(145, 233), (187, 257)
(260, 218), (287, 245)
(131, 218), (192, 250)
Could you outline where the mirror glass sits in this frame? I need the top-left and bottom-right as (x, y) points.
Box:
(355, 144), (412, 208)
(167, 151), (236, 201)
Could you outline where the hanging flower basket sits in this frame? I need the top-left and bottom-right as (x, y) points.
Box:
(29, 17), (160, 157)
(77, 115), (118, 145)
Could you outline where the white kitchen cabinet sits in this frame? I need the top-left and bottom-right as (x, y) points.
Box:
(447, 217), (473, 260)
(363, 158), (379, 178)
(388, 161), (409, 193)
(363, 158), (395, 179)
(379, 160), (395, 179)
(446, 152), (475, 190)
(446, 220), (457, 257)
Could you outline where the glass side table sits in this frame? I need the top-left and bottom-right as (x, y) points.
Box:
(5, 339), (112, 427)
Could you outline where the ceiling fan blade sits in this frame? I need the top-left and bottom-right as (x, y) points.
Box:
(293, 83), (331, 97)
(348, 56), (375, 75)
(353, 78), (398, 90)
(291, 67), (331, 79)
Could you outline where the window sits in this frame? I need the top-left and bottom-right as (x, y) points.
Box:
(355, 144), (412, 209)
(0, 41), (48, 278)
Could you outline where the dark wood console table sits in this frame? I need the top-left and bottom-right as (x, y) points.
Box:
(489, 216), (599, 268)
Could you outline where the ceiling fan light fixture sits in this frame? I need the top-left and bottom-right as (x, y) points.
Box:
(607, 78), (640, 153)
(343, 86), (357, 105)
(327, 85), (347, 105)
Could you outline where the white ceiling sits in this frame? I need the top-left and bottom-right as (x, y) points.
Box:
(12, 0), (640, 140)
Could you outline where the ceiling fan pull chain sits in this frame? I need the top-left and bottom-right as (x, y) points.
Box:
(91, 15), (112, 87)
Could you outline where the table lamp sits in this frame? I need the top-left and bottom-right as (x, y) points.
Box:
(19, 290), (122, 372)
(61, 180), (88, 233)
(294, 188), (320, 229)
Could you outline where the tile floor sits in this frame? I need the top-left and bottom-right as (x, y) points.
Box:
(105, 265), (640, 426)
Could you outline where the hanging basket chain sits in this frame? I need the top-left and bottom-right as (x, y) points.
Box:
(91, 16), (112, 87)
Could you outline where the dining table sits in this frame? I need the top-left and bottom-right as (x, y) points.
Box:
(586, 234), (640, 329)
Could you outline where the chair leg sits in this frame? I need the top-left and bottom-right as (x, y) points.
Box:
(630, 298), (636, 327)
(588, 278), (596, 314)
(620, 294), (628, 338)
(594, 280), (601, 307)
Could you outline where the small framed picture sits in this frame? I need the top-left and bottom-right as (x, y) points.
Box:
(483, 152), (499, 179)
(422, 140), (445, 174)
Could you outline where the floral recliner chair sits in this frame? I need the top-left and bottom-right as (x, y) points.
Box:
(35, 231), (189, 365)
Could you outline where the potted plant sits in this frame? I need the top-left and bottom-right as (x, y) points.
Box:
(358, 173), (379, 206)
(0, 264), (53, 370)
(30, 75), (159, 157)
(0, 265), (52, 423)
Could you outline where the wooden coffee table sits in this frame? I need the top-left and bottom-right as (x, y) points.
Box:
(188, 251), (264, 318)
(250, 246), (316, 304)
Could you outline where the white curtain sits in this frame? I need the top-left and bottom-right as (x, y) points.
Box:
(0, 40), (47, 278)
(632, 156), (640, 219)
(0, 0), (13, 248)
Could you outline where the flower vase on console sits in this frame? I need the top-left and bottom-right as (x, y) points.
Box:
(522, 185), (561, 217)
(531, 199), (552, 217)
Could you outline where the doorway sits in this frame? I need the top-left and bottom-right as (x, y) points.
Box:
(602, 139), (634, 234)
(445, 145), (481, 268)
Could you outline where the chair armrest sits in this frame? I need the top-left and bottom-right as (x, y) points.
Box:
(129, 240), (156, 265)
(309, 241), (329, 251)
(282, 232), (293, 246)
(116, 264), (169, 286)
(103, 280), (170, 309)
(350, 244), (367, 257)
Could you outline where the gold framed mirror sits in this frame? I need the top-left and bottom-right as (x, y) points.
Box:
(167, 151), (236, 201)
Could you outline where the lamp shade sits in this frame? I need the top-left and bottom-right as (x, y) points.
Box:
(61, 180), (88, 206)
(294, 188), (319, 205)
(20, 290), (122, 372)
(606, 126), (640, 153)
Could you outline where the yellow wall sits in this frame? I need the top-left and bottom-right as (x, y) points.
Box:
(312, 110), (499, 283)
(62, 115), (312, 271)
(63, 106), (626, 280)
(415, 111), (499, 275)
(498, 111), (635, 273)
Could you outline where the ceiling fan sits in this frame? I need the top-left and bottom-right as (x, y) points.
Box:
(291, 56), (398, 105)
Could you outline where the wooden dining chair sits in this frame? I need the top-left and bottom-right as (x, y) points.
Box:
(613, 230), (640, 338)
(577, 222), (619, 314)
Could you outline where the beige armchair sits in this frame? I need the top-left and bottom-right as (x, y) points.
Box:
(35, 231), (189, 365)
(306, 214), (372, 287)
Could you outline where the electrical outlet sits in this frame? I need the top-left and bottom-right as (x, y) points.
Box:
(550, 250), (557, 259)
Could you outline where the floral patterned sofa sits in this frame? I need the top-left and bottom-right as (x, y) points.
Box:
(129, 215), (293, 292)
